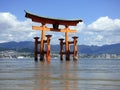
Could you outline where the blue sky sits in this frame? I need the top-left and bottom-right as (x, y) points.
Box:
(0, 0), (120, 23)
(0, 0), (120, 45)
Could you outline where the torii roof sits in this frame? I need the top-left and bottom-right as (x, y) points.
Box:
(25, 11), (82, 26)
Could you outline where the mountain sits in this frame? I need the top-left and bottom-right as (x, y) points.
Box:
(0, 41), (34, 52)
(0, 41), (120, 54)
(78, 44), (120, 54)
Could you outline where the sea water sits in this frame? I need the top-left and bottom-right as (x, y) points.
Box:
(0, 58), (120, 90)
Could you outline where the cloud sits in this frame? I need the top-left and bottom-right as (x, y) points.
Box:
(70, 22), (86, 32)
(74, 16), (120, 45)
(87, 16), (120, 31)
(0, 12), (40, 42)
(0, 12), (120, 46)
(0, 12), (69, 44)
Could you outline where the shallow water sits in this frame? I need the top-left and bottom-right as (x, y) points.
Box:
(0, 58), (120, 90)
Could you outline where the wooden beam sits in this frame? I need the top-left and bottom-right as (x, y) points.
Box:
(68, 41), (74, 44)
(32, 26), (77, 33)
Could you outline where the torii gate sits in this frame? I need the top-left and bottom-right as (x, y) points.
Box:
(25, 11), (82, 62)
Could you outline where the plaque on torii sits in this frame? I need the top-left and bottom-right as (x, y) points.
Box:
(25, 11), (82, 61)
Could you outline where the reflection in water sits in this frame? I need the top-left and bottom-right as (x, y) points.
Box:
(33, 61), (78, 90)
(0, 59), (120, 90)
(64, 61), (78, 90)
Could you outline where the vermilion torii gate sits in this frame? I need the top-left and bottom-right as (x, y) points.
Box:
(25, 11), (82, 62)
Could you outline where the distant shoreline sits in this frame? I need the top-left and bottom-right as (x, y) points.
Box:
(0, 50), (120, 60)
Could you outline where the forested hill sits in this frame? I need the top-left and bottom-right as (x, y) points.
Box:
(0, 41), (120, 54)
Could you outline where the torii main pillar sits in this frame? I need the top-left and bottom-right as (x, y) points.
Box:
(25, 11), (82, 61)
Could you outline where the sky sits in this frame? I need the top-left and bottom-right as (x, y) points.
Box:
(0, 0), (120, 46)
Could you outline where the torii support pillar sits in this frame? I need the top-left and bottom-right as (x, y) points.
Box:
(65, 26), (70, 61)
(40, 24), (45, 61)
(59, 36), (78, 61)
(40, 34), (52, 62)
(46, 35), (52, 62)
(34, 37), (39, 61)
(72, 36), (78, 60)
(59, 38), (64, 61)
